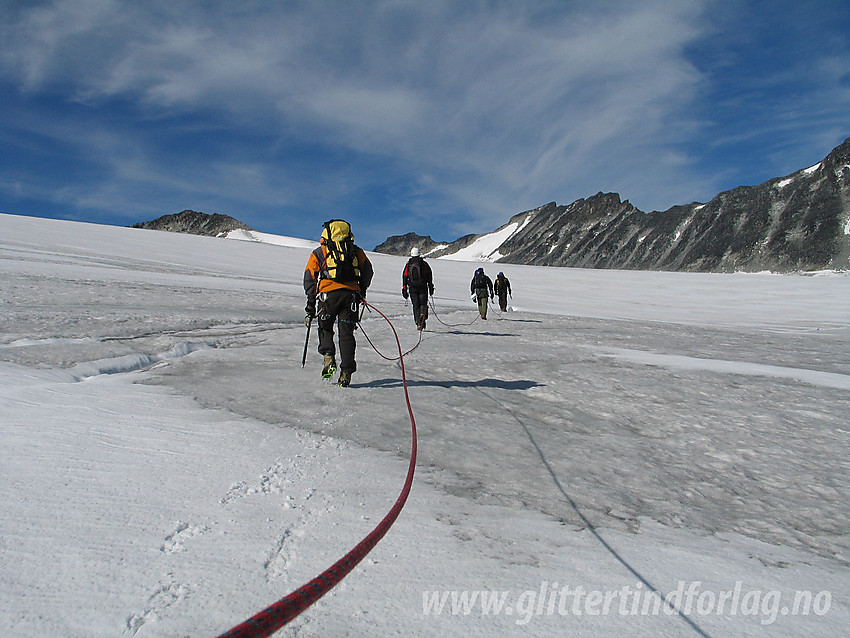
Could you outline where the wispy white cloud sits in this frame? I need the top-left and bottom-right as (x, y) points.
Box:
(1, 0), (848, 245)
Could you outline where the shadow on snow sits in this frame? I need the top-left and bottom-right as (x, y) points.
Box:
(360, 377), (544, 390)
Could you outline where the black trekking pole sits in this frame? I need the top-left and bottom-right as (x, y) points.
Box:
(301, 317), (313, 368)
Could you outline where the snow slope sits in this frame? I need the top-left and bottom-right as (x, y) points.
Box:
(223, 228), (318, 250)
(439, 216), (530, 262)
(1, 213), (849, 637)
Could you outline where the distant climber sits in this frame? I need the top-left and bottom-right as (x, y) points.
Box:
(401, 247), (434, 330)
(470, 268), (493, 320)
(494, 272), (512, 311)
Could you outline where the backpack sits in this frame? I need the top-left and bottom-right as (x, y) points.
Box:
(473, 272), (488, 289)
(321, 220), (360, 282)
(407, 258), (430, 288)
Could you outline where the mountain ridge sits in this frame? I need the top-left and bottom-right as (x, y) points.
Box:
(376, 136), (850, 273)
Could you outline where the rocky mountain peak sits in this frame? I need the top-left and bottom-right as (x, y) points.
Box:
(376, 137), (850, 273)
(373, 232), (448, 257)
(130, 210), (253, 237)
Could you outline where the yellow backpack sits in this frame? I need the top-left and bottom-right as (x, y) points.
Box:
(321, 219), (360, 282)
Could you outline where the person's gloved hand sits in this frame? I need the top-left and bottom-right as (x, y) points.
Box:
(304, 301), (316, 325)
(402, 288), (409, 299)
(428, 284), (434, 296)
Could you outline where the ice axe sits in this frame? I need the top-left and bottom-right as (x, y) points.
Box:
(301, 317), (313, 368)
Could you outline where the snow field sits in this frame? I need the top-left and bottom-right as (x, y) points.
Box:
(2, 212), (849, 636)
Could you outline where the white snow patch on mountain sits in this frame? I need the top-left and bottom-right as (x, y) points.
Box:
(225, 228), (317, 249)
(439, 222), (520, 261)
(426, 243), (449, 256)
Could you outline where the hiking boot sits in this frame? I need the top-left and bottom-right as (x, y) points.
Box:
(338, 370), (352, 387)
(322, 355), (337, 379)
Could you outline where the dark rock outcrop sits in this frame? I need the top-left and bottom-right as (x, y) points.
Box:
(373, 232), (448, 256)
(131, 210), (253, 237)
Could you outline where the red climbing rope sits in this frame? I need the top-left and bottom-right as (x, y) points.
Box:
(216, 300), (417, 638)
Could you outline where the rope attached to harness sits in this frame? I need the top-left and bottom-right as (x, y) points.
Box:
(216, 301), (417, 638)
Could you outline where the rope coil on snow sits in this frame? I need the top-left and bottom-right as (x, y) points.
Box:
(217, 301), (417, 638)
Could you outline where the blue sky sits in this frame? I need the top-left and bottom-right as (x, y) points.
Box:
(2, 0), (849, 249)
